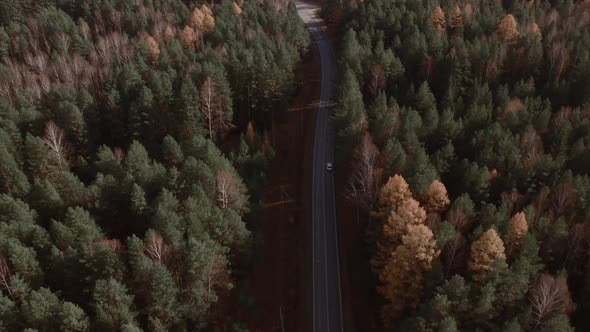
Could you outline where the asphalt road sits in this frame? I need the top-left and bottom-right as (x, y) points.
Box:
(291, 2), (343, 331)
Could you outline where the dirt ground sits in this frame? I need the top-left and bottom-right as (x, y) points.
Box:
(241, 29), (320, 331)
(335, 166), (382, 332)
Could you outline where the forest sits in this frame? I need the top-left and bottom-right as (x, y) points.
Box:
(0, 0), (308, 330)
(333, 0), (590, 330)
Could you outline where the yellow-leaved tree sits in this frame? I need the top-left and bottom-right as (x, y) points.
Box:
(422, 180), (451, 213)
(469, 229), (506, 280)
(430, 7), (446, 32)
(378, 224), (440, 326)
(376, 174), (412, 216)
(507, 211), (528, 254)
(383, 198), (427, 241)
(450, 5), (463, 30)
(497, 14), (519, 44)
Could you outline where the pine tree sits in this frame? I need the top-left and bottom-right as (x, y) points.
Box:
(161, 136), (184, 167)
(130, 184), (147, 215)
(408, 147), (439, 195)
(93, 278), (138, 331)
(415, 82), (439, 136)
(141, 262), (180, 328)
(28, 179), (63, 213)
(124, 141), (150, 177)
(0, 292), (18, 331)
(341, 30), (363, 76)
(24, 134), (53, 178)
(369, 93), (398, 145)
(0, 144), (29, 197)
(439, 316), (459, 332)
(333, 68), (366, 159)
(59, 302), (90, 332)
(21, 287), (60, 330)
(175, 76), (202, 140)
(382, 138), (407, 176)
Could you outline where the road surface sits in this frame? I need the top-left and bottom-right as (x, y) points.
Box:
(291, 1), (343, 331)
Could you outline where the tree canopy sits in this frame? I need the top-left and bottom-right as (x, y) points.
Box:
(0, 0), (308, 329)
(335, 0), (590, 329)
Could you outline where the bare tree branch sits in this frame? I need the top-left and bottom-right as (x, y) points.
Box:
(0, 255), (12, 298)
(345, 133), (382, 213)
(145, 233), (168, 263)
(200, 77), (232, 140)
(529, 273), (573, 330)
(43, 121), (70, 170)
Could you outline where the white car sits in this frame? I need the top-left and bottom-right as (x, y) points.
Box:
(325, 162), (333, 172)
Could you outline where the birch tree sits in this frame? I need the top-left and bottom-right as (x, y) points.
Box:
(200, 77), (232, 140)
(43, 121), (70, 170)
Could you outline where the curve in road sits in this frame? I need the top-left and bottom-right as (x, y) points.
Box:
(291, 2), (343, 331)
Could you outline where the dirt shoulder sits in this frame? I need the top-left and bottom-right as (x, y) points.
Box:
(244, 24), (321, 332)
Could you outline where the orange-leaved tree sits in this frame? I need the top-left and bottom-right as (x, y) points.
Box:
(383, 197), (427, 242)
(497, 14), (519, 44)
(507, 211), (528, 255)
(468, 229), (506, 280)
(422, 180), (450, 213)
(378, 224), (440, 326)
(430, 7), (446, 32)
(376, 174), (412, 216)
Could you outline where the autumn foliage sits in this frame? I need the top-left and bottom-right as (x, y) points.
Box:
(378, 224), (440, 326)
(0, 0), (311, 329)
(497, 14), (519, 44)
(383, 198), (427, 242)
(450, 6), (463, 30)
(338, 0), (590, 329)
(141, 34), (159, 64)
(180, 26), (197, 48)
(190, 5), (215, 33)
(507, 211), (528, 250)
(377, 174), (412, 215)
(372, 175), (445, 326)
(469, 229), (506, 279)
(422, 180), (450, 213)
(430, 7), (446, 32)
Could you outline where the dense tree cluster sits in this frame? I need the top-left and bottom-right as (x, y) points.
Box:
(335, 0), (590, 330)
(0, 0), (308, 330)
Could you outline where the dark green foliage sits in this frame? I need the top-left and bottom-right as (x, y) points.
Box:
(93, 278), (138, 331)
(333, 67), (366, 160)
(58, 302), (90, 332)
(0, 0), (300, 329)
(335, 0), (590, 329)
